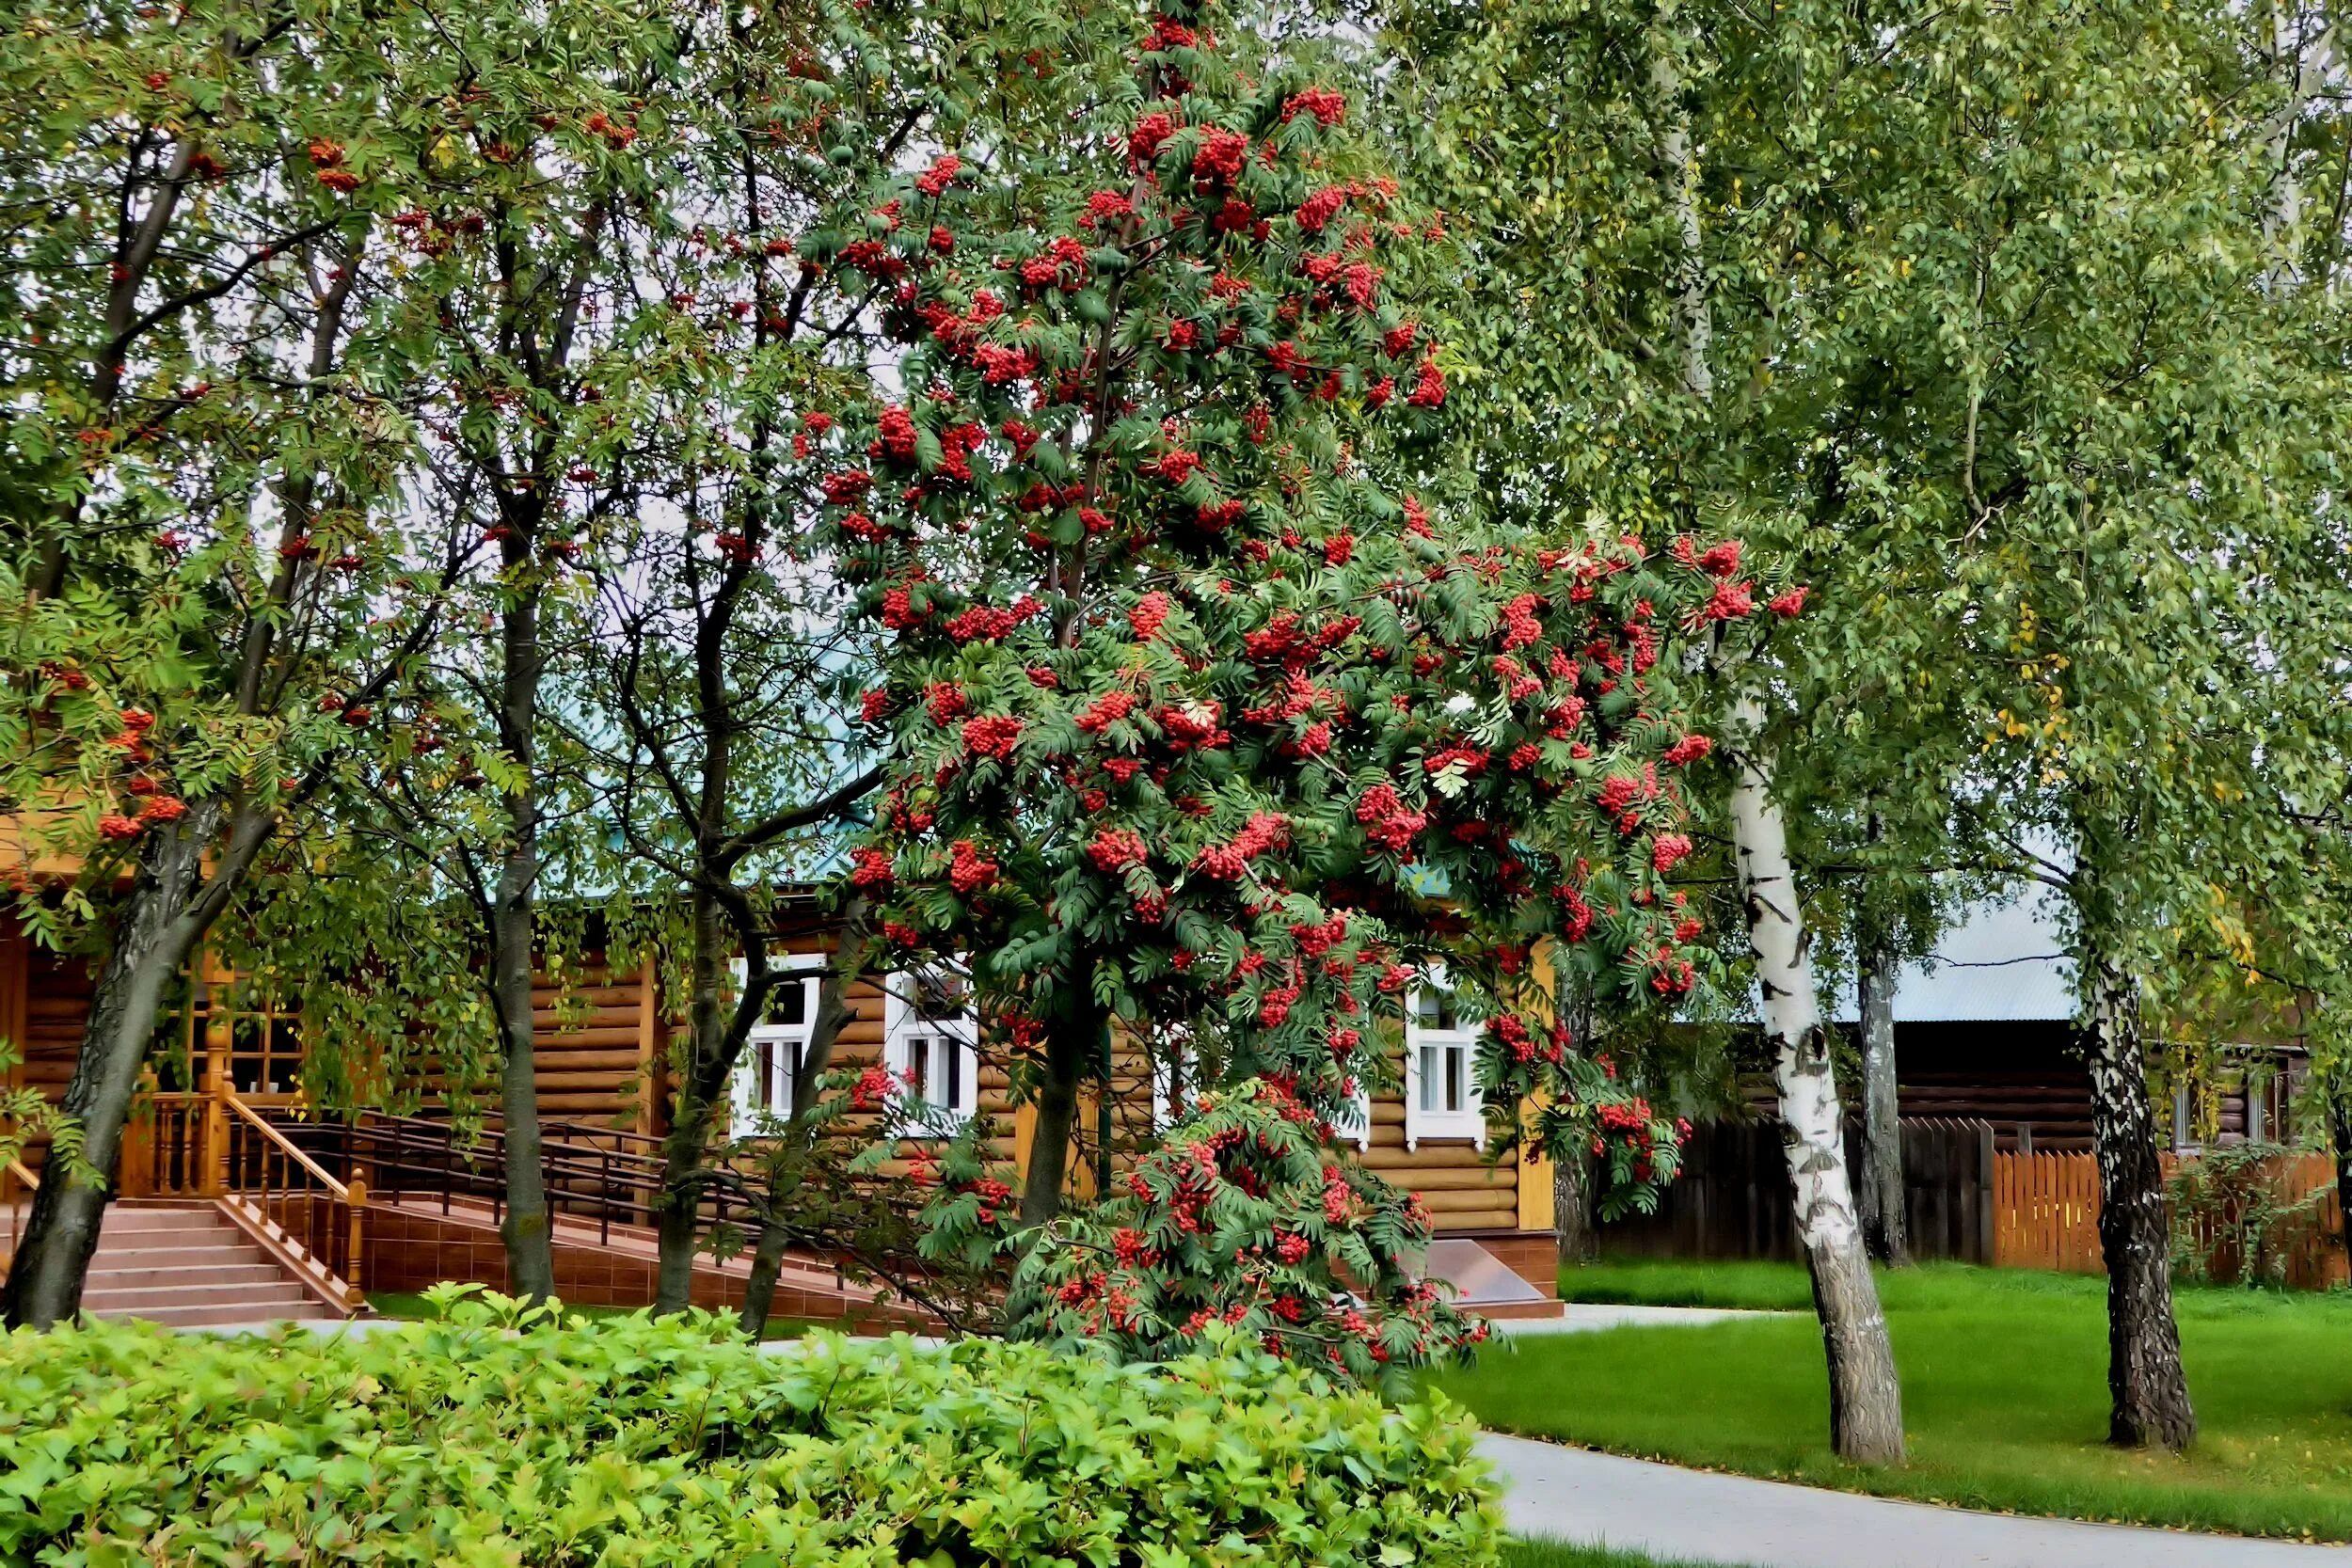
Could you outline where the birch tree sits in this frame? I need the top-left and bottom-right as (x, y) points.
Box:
(1396, 0), (1907, 1461)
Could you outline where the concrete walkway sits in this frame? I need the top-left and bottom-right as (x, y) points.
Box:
(1480, 1433), (2352, 1568)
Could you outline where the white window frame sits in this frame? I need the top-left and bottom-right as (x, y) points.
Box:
(883, 964), (980, 1131)
(1404, 969), (1485, 1151)
(1149, 1027), (1189, 1132)
(1331, 1072), (1374, 1151)
(729, 953), (829, 1133)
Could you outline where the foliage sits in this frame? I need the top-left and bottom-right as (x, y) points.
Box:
(789, 0), (1802, 1372)
(1394, 0), (2352, 1025)
(0, 1046), (73, 1183)
(2166, 1142), (2333, 1290)
(1005, 1077), (1485, 1386)
(0, 1291), (1503, 1567)
(1435, 1261), (2352, 1542)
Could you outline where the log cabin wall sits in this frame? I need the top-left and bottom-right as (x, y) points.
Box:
(526, 959), (662, 1132)
(5, 907), (1547, 1243)
(757, 934), (1531, 1237)
(1, 917), (91, 1176)
(1354, 1043), (1520, 1233)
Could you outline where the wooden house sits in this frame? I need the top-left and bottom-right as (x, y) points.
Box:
(2, 897), (1565, 1325)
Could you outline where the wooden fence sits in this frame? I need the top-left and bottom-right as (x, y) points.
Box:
(1995, 1149), (2347, 1289)
(1599, 1117), (1997, 1264)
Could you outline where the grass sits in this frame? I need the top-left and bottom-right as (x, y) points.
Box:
(1503, 1542), (1751, 1568)
(364, 1291), (840, 1340)
(1437, 1259), (2352, 1543)
(1554, 1258), (1823, 1311)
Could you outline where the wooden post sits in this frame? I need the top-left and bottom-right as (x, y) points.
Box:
(203, 1016), (230, 1196)
(344, 1175), (368, 1307)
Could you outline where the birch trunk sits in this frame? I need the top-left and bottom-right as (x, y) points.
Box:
(2086, 958), (2196, 1449)
(2330, 1082), (2352, 1272)
(1655, 22), (1901, 1463)
(1856, 940), (1909, 1266)
(1728, 705), (1904, 1465)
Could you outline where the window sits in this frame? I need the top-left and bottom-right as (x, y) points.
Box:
(1405, 972), (1484, 1150)
(884, 965), (979, 1129)
(1148, 1026), (1196, 1132)
(1333, 1085), (1374, 1151)
(730, 955), (828, 1132)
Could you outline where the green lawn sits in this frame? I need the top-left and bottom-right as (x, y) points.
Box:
(364, 1291), (837, 1340)
(1438, 1259), (2352, 1542)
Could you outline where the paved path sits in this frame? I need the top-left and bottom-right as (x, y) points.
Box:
(1480, 1433), (2352, 1568)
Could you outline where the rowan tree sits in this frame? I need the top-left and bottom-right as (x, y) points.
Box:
(791, 0), (1796, 1375)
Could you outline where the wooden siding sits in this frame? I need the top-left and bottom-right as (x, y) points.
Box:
(1359, 1045), (1519, 1233)
(7, 913), (1532, 1237)
(526, 965), (660, 1129)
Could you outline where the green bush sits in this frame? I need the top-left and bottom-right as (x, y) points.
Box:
(0, 1290), (1502, 1566)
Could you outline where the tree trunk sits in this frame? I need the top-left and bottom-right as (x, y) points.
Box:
(655, 891), (732, 1314)
(1856, 940), (1910, 1266)
(2086, 959), (2196, 1450)
(1019, 1002), (1096, 1227)
(492, 565), (555, 1303)
(1554, 1148), (1597, 1264)
(2, 814), (215, 1327)
(740, 935), (857, 1337)
(2330, 1078), (2352, 1270)
(1728, 714), (1905, 1465)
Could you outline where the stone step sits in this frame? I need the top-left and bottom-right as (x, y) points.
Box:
(84, 1280), (316, 1315)
(86, 1260), (286, 1291)
(104, 1299), (348, 1329)
(88, 1221), (244, 1250)
(101, 1207), (239, 1236)
(87, 1243), (271, 1274)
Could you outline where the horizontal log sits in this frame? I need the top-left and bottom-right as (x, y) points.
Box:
(1430, 1209), (1520, 1233)
(1375, 1167), (1514, 1192)
(1411, 1194), (1524, 1222)
(532, 990), (642, 1010)
(527, 1050), (650, 1072)
(532, 1028), (644, 1051)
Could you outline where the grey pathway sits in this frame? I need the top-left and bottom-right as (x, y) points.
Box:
(1480, 1433), (2352, 1568)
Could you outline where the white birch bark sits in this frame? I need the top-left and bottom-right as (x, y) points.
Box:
(1655, 27), (1904, 1462)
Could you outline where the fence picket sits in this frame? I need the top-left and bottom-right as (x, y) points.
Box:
(1992, 1148), (2346, 1285)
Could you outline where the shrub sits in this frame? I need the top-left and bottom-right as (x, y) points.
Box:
(0, 1291), (1503, 1566)
(2167, 1141), (2333, 1288)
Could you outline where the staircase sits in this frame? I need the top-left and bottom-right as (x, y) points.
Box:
(80, 1201), (348, 1328)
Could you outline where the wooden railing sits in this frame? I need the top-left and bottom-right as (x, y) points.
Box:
(1, 1157), (34, 1280)
(262, 1109), (753, 1247)
(125, 1090), (212, 1198)
(221, 1092), (367, 1308)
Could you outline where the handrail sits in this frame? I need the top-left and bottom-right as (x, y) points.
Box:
(224, 1092), (350, 1199)
(4, 1157), (37, 1280)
